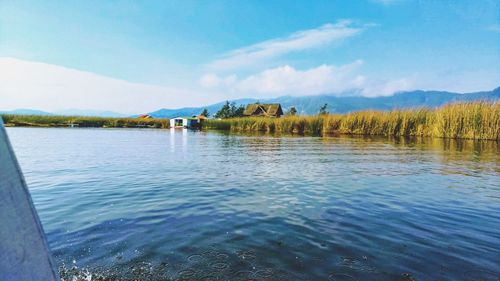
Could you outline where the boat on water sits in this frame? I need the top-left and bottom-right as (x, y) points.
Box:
(0, 118), (59, 281)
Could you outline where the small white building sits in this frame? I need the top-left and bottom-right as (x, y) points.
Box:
(170, 116), (206, 129)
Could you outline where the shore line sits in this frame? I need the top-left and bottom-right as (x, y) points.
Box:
(0, 115), (169, 129)
(2, 102), (498, 140)
(203, 102), (499, 141)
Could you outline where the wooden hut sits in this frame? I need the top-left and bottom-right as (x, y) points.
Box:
(243, 103), (283, 118)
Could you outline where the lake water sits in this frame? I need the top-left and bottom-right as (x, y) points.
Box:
(6, 127), (500, 281)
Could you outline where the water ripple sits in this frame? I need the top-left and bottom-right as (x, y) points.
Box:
(6, 128), (500, 280)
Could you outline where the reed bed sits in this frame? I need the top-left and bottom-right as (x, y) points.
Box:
(203, 102), (500, 140)
(1, 114), (169, 129)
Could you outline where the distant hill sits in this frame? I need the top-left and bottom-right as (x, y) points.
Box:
(0, 109), (53, 115)
(148, 87), (500, 118)
(0, 108), (129, 117)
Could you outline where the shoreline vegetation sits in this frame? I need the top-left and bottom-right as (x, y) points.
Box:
(0, 115), (169, 129)
(204, 102), (499, 141)
(2, 102), (498, 140)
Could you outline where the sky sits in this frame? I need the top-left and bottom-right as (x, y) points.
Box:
(0, 0), (499, 113)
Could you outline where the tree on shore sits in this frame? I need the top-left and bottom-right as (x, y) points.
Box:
(214, 101), (245, 119)
(200, 108), (209, 117)
(231, 103), (245, 117)
(286, 107), (297, 116)
(319, 103), (328, 115)
(214, 101), (231, 119)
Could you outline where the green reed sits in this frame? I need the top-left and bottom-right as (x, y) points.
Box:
(1, 115), (169, 129)
(203, 102), (499, 140)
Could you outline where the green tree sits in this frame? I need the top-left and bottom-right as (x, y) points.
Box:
(215, 101), (246, 118)
(319, 103), (328, 115)
(230, 103), (238, 116)
(232, 103), (245, 117)
(233, 105), (245, 117)
(200, 108), (209, 117)
(214, 101), (231, 119)
(286, 106), (297, 116)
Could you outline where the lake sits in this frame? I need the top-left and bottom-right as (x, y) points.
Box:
(6, 127), (500, 281)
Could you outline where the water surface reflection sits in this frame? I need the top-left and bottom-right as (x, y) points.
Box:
(6, 128), (500, 280)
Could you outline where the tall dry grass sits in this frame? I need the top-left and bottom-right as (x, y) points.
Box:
(203, 102), (499, 140)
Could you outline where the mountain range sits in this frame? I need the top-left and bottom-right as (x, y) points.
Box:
(0, 108), (129, 117)
(148, 87), (500, 118)
(1, 87), (498, 118)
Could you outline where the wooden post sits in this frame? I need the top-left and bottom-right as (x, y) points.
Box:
(0, 118), (59, 281)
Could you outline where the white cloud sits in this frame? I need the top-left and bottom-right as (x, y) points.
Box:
(208, 20), (363, 70)
(0, 57), (222, 113)
(201, 61), (369, 97)
(199, 73), (221, 88)
(200, 61), (423, 98)
(361, 78), (414, 96)
(236, 61), (365, 95)
(199, 73), (237, 88)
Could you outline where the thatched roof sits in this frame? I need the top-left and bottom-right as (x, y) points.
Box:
(243, 104), (283, 117)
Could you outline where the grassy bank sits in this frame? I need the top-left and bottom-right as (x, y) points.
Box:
(1, 114), (169, 129)
(203, 102), (500, 140)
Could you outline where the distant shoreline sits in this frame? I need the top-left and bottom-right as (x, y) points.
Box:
(2, 101), (499, 140)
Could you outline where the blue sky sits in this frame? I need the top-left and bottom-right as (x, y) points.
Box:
(1, 0), (499, 113)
